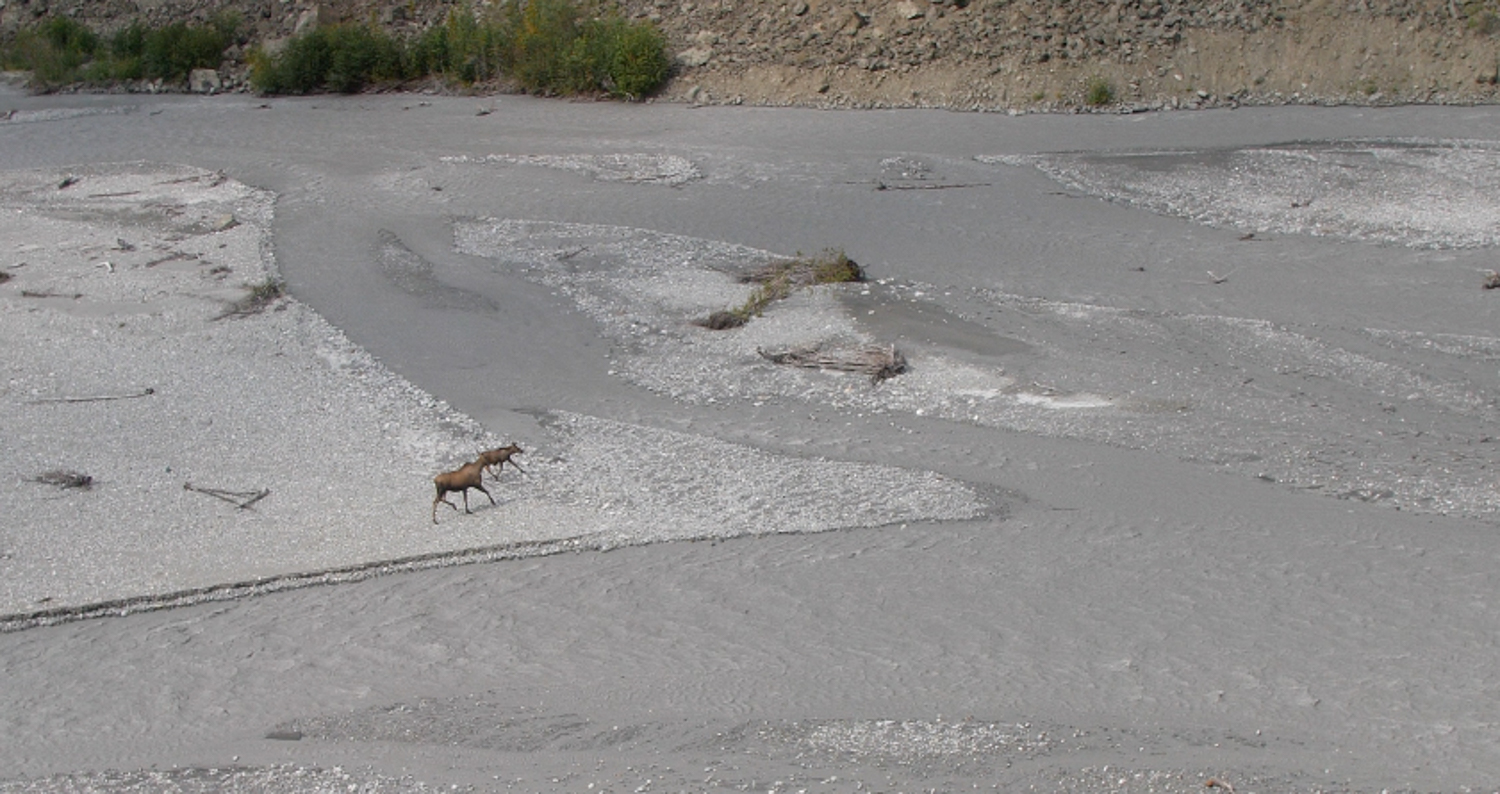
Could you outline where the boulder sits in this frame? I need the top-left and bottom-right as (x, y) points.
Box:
(189, 68), (221, 94)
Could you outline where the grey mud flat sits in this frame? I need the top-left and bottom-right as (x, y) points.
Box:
(0, 88), (1498, 793)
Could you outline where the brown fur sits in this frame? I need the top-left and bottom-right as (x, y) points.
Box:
(431, 460), (496, 524)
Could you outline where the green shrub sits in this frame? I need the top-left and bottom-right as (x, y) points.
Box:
(108, 23), (148, 78)
(392, 0), (669, 96)
(503, 0), (585, 92)
(2, 17), (99, 84)
(250, 29), (332, 93)
(588, 16), (670, 98)
(141, 20), (233, 79)
(2, 15), (235, 87)
(2, 0), (670, 98)
(1084, 75), (1115, 106)
(39, 16), (100, 56)
(251, 23), (404, 94)
(325, 24), (404, 92)
(408, 4), (508, 83)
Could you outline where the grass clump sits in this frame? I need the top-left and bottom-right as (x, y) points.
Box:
(700, 249), (863, 329)
(1084, 75), (1115, 107)
(215, 276), (286, 319)
(1, 13), (238, 88)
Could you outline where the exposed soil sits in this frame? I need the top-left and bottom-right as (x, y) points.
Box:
(3, 0), (1499, 110)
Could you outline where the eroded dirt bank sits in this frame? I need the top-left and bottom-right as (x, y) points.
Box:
(3, 0), (1500, 110)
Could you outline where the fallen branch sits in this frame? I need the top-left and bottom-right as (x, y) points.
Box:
(28, 387), (155, 404)
(159, 170), (227, 186)
(31, 469), (94, 490)
(144, 251), (198, 268)
(700, 249), (863, 329)
(184, 482), (271, 509)
(874, 181), (992, 191)
(21, 289), (83, 299)
(758, 343), (907, 384)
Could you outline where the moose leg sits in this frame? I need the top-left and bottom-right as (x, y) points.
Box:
(461, 489), (472, 514)
(506, 459), (526, 475)
(475, 482), (497, 506)
(433, 494), (458, 524)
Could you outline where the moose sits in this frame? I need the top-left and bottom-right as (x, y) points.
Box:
(476, 443), (525, 480)
(431, 443), (527, 524)
(431, 460), (495, 524)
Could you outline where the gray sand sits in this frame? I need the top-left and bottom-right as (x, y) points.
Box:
(0, 90), (1498, 792)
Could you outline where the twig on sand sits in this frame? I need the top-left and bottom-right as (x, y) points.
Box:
(1205, 269), (1236, 285)
(21, 289), (83, 299)
(758, 343), (907, 384)
(28, 387), (155, 404)
(1205, 778), (1236, 794)
(184, 482), (271, 509)
(31, 469), (94, 490)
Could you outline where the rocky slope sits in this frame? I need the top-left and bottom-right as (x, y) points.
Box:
(3, 0), (1499, 110)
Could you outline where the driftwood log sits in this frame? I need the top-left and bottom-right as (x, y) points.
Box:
(758, 343), (907, 384)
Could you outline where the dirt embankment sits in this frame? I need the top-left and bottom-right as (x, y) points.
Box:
(3, 0), (1499, 110)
